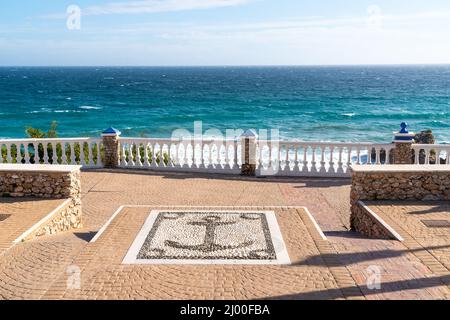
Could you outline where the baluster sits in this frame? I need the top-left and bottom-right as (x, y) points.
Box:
(375, 147), (381, 165)
(136, 143), (142, 167)
(160, 144), (167, 167)
(158, 143), (164, 167)
(302, 146), (308, 173)
(95, 142), (102, 167)
(267, 142), (272, 171)
(208, 143), (215, 169)
(310, 146), (317, 173)
(356, 148), (361, 165)
(329, 146), (336, 173)
(425, 148), (430, 164)
(33, 142), (39, 164)
(167, 144), (172, 167)
(365, 147), (371, 165)
(173, 143), (179, 167)
(225, 143), (232, 170)
(198, 142), (205, 169)
(69, 142), (75, 164)
(121, 143), (127, 166)
(51, 142), (57, 165)
(80, 142), (87, 166)
(278, 144), (284, 171)
(293, 145), (299, 172)
(15, 143), (22, 163)
(219, 143), (226, 169)
(129, 143), (135, 166)
(233, 141), (239, 169)
(385, 147), (391, 165)
(346, 147), (352, 170)
(284, 144), (290, 171)
(61, 142), (68, 164)
(319, 146), (326, 173)
(42, 142), (49, 164)
(142, 143), (149, 167)
(24, 143), (30, 164)
(185, 142), (191, 168)
(414, 148), (420, 164)
(337, 146), (344, 173)
(6, 143), (12, 163)
(11, 143), (17, 163)
(87, 143), (94, 166)
(436, 149), (442, 165)
(205, 142), (210, 169)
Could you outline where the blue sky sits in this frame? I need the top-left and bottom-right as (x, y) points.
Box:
(1, 0), (450, 66)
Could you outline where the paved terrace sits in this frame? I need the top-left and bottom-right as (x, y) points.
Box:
(0, 170), (449, 300)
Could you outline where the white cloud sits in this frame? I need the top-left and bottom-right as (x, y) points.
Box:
(84, 0), (252, 15)
(18, 7), (450, 65)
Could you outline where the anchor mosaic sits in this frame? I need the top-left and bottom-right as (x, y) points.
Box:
(123, 210), (290, 264)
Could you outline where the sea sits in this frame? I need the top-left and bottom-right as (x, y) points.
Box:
(0, 66), (449, 143)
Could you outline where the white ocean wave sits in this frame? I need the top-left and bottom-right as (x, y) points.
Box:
(79, 105), (102, 110)
(55, 109), (87, 113)
(342, 113), (356, 117)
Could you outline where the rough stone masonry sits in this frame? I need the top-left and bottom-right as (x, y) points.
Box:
(0, 165), (82, 240)
(350, 165), (450, 239)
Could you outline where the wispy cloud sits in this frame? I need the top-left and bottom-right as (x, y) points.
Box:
(86, 0), (252, 15)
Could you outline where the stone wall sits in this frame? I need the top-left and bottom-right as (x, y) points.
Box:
(0, 170), (81, 199)
(350, 202), (397, 240)
(350, 169), (450, 204)
(22, 198), (82, 241)
(0, 165), (82, 241)
(350, 165), (450, 239)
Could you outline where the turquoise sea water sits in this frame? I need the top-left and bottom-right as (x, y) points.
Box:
(0, 66), (449, 143)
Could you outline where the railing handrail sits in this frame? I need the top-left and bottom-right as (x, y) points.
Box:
(412, 144), (450, 148)
(257, 140), (393, 148)
(1, 134), (449, 175)
(0, 137), (98, 143)
(119, 137), (239, 143)
(119, 137), (395, 147)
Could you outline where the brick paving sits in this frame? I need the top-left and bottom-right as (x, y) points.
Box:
(0, 198), (67, 255)
(0, 170), (449, 300)
(367, 201), (450, 299)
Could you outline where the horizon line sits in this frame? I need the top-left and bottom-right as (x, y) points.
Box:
(1, 63), (450, 68)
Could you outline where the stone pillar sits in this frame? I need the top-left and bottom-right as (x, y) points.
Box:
(240, 129), (258, 176)
(392, 122), (415, 164)
(101, 127), (121, 168)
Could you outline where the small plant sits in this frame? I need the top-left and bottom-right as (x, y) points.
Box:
(123, 144), (170, 166)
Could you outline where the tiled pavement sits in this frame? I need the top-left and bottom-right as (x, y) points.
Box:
(367, 202), (450, 290)
(0, 170), (449, 300)
(0, 198), (67, 255)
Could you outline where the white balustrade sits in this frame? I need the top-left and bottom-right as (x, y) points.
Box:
(256, 141), (394, 177)
(118, 138), (242, 174)
(0, 138), (102, 168)
(412, 144), (450, 165)
(2, 135), (449, 177)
